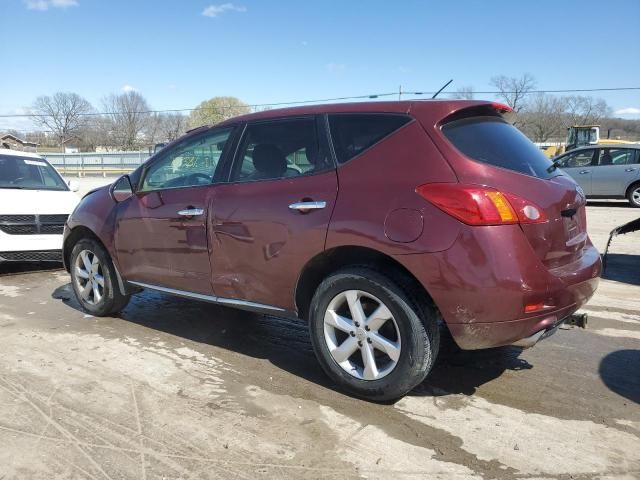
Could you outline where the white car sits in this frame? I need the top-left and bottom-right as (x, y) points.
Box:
(0, 150), (79, 263)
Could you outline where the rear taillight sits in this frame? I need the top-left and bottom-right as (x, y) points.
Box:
(416, 183), (547, 226)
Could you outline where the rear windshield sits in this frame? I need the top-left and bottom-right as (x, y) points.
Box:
(442, 116), (556, 179)
(0, 154), (68, 191)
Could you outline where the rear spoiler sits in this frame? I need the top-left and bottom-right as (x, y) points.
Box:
(438, 102), (516, 126)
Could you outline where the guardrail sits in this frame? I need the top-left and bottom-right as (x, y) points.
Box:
(41, 151), (152, 177)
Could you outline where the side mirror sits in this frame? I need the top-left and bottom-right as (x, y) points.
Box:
(110, 175), (134, 203)
(67, 180), (80, 192)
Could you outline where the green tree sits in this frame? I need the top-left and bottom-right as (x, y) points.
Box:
(189, 96), (250, 128)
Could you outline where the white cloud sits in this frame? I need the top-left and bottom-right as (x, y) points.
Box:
(25, 0), (78, 11)
(121, 84), (136, 93)
(326, 63), (347, 74)
(615, 107), (640, 116)
(202, 3), (246, 17)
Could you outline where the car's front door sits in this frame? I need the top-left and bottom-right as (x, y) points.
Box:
(210, 116), (338, 311)
(115, 127), (235, 294)
(591, 148), (640, 196)
(559, 149), (596, 195)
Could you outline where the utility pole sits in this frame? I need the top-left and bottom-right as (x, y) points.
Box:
(398, 85), (403, 101)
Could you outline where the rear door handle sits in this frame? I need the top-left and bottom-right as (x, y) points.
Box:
(177, 208), (204, 217)
(579, 170), (590, 174)
(288, 201), (327, 211)
(625, 168), (637, 172)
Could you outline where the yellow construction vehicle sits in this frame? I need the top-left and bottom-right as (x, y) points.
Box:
(566, 125), (632, 151)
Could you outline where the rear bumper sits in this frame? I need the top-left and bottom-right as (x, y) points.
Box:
(395, 224), (601, 350)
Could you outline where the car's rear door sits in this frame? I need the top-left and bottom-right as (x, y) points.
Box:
(115, 127), (236, 294)
(591, 148), (640, 196)
(559, 149), (596, 195)
(210, 116), (337, 311)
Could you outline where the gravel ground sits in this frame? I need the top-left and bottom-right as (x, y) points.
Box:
(0, 199), (638, 479)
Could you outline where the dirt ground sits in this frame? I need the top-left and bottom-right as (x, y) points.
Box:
(0, 201), (638, 479)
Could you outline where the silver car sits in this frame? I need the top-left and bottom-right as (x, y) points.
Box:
(554, 145), (640, 207)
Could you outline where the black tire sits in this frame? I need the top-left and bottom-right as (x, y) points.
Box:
(627, 183), (640, 208)
(308, 267), (439, 402)
(69, 238), (130, 316)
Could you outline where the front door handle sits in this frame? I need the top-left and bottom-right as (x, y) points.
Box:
(579, 170), (590, 174)
(625, 168), (637, 172)
(177, 208), (204, 217)
(288, 201), (327, 212)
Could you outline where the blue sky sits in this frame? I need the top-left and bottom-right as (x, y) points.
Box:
(1, 0), (639, 131)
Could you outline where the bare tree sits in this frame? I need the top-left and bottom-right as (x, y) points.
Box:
(76, 116), (113, 151)
(103, 91), (151, 150)
(451, 86), (474, 100)
(158, 113), (187, 142)
(189, 96), (250, 128)
(565, 96), (612, 126)
(489, 73), (536, 115)
(519, 94), (568, 142)
(31, 92), (94, 152)
(145, 113), (187, 144)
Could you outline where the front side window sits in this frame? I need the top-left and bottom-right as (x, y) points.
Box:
(328, 113), (412, 164)
(0, 155), (68, 191)
(597, 148), (637, 166)
(559, 150), (595, 168)
(140, 128), (232, 191)
(231, 117), (331, 182)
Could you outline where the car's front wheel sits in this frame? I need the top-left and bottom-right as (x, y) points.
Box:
(308, 267), (439, 401)
(69, 238), (130, 316)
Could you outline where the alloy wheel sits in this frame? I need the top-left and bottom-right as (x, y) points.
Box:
(323, 290), (401, 380)
(74, 249), (105, 305)
(632, 187), (640, 207)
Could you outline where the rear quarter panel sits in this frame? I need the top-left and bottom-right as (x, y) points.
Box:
(326, 120), (460, 254)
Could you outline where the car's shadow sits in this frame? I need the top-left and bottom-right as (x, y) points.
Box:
(587, 200), (632, 208)
(52, 283), (531, 400)
(603, 253), (640, 286)
(599, 349), (640, 404)
(0, 262), (62, 277)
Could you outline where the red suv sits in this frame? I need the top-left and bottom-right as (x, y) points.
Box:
(63, 100), (601, 400)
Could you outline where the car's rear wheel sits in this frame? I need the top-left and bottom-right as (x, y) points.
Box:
(70, 238), (130, 316)
(308, 267), (439, 401)
(627, 183), (640, 208)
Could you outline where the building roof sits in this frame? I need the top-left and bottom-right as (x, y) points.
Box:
(0, 133), (39, 147)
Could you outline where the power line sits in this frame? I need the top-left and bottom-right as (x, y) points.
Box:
(1, 86), (638, 119)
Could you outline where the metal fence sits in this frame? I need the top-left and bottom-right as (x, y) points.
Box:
(41, 151), (152, 177)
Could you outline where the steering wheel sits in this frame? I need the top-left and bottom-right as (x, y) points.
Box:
(163, 172), (211, 189)
(12, 177), (26, 185)
(186, 172), (212, 185)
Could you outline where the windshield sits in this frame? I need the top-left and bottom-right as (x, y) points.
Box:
(0, 154), (69, 191)
(442, 116), (557, 179)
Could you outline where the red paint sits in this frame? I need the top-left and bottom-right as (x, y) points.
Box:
(64, 99), (601, 351)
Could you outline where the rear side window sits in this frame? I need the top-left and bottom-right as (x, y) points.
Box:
(598, 148), (638, 166)
(442, 116), (556, 179)
(328, 114), (412, 164)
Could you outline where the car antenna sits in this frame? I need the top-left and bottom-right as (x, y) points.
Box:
(431, 79), (453, 99)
